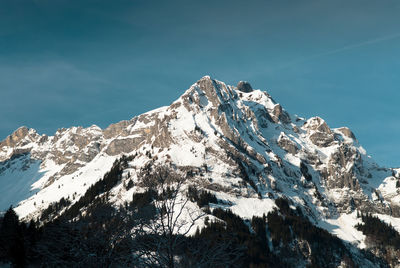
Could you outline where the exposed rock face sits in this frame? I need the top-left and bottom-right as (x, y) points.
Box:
(105, 138), (141, 155)
(303, 117), (334, 147)
(337, 127), (356, 140)
(103, 120), (133, 139)
(303, 117), (331, 133)
(0, 126), (30, 147)
(271, 104), (291, 124)
(2, 76), (400, 264)
(308, 132), (334, 147)
(237, 81), (253, 93)
(0, 125), (106, 181)
(277, 133), (298, 155)
(324, 143), (362, 190)
(0, 127), (39, 161)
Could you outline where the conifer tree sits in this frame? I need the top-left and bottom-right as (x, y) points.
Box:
(0, 206), (26, 267)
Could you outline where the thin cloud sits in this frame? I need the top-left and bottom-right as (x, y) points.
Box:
(273, 32), (400, 71)
(308, 32), (400, 58)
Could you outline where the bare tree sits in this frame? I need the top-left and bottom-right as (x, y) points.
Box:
(130, 166), (204, 267)
(128, 166), (244, 268)
(20, 165), (244, 267)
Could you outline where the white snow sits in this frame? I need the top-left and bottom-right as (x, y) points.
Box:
(1, 75), (400, 262)
(0, 155), (42, 211)
(15, 154), (116, 219)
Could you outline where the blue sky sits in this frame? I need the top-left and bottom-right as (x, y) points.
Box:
(1, 0), (400, 166)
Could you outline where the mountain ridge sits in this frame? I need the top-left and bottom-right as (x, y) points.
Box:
(1, 76), (400, 266)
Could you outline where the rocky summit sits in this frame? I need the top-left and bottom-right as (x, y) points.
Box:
(1, 76), (400, 267)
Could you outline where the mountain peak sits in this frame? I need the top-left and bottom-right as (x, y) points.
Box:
(1, 77), (400, 266)
(237, 81), (253, 93)
(1, 77), (399, 267)
(0, 126), (36, 148)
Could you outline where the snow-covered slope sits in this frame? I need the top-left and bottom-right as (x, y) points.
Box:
(1, 76), (400, 252)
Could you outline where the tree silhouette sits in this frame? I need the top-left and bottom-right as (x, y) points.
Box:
(0, 206), (25, 267)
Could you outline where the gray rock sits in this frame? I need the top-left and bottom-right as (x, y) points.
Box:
(103, 120), (131, 139)
(271, 104), (291, 124)
(105, 138), (141, 155)
(278, 135), (299, 155)
(309, 132), (334, 147)
(337, 127), (356, 140)
(303, 117), (331, 134)
(237, 81), (253, 93)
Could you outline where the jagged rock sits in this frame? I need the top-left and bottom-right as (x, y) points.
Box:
(271, 104), (291, 124)
(196, 76), (220, 107)
(303, 117), (334, 147)
(1, 76), (399, 266)
(237, 81), (253, 93)
(0, 126), (30, 148)
(309, 132), (334, 147)
(303, 117), (331, 133)
(38, 135), (48, 144)
(337, 127), (356, 140)
(323, 144), (363, 191)
(10, 148), (31, 158)
(103, 120), (132, 139)
(105, 138), (141, 155)
(277, 133), (299, 155)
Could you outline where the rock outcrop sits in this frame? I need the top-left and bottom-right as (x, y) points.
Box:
(237, 81), (253, 93)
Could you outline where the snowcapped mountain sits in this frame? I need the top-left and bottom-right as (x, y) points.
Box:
(1, 76), (400, 266)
